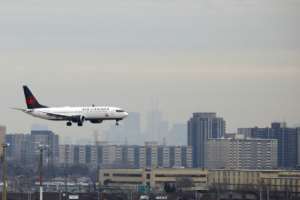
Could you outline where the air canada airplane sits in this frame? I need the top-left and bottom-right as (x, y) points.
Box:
(14, 86), (128, 127)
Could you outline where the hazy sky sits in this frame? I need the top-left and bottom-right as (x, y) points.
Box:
(0, 0), (299, 142)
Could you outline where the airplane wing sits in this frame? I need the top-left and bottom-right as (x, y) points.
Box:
(44, 112), (72, 119)
(40, 111), (82, 121)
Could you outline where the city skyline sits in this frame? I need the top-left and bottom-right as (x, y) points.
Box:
(0, 0), (299, 139)
(5, 119), (299, 170)
(2, 110), (300, 145)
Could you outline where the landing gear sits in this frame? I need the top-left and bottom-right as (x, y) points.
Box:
(77, 116), (85, 127)
(66, 121), (72, 126)
(116, 120), (120, 126)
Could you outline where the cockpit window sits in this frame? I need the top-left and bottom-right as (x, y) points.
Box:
(116, 109), (124, 112)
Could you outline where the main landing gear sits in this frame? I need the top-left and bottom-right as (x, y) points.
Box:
(66, 121), (72, 126)
(66, 121), (83, 127)
(116, 120), (120, 126)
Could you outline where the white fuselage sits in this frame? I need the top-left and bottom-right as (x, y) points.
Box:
(25, 106), (128, 121)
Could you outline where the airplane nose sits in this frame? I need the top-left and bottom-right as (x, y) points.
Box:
(125, 112), (129, 117)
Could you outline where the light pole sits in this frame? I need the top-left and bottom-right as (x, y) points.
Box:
(38, 144), (48, 200)
(2, 143), (9, 200)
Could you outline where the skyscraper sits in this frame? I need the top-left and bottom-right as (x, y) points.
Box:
(31, 130), (59, 166)
(5, 133), (31, 164)
(187, 113), (225, 168)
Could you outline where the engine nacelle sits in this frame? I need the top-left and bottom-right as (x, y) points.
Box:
(71, 115), (85, 123)
(79, 115), (85, 123)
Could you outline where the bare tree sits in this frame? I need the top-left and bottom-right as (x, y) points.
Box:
(176, 177), (193, 191)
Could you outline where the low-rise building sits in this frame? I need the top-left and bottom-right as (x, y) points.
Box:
(209, 169), (300, 193)
(99, 168), (208, 191)
(99, 168), (300, 193)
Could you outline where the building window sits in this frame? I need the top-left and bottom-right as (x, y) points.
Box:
(112, 173), (142, 177)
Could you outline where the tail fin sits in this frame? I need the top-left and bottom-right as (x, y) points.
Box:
(23, 85), (47, 109)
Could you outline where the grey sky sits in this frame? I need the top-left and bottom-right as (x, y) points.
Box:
(0, 0), (299, 142)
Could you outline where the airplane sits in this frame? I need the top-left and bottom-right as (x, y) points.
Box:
(13, 86), (128, 127)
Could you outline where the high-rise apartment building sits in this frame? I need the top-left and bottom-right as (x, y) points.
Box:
(188, 113), (225, 168)
(59, 143), (192, 168)
(206, 137), (278, 169)
(59, 144), (74, 165)
(238, 122), (300, 168)
(205, 138), (229, 169)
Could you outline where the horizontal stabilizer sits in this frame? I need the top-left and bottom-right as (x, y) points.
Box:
(11, 107), (27, 112)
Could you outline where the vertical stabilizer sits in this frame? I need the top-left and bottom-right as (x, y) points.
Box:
(23, 86), (47, 109)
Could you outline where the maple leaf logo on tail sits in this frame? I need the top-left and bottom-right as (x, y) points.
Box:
(26, 97), (36, 105)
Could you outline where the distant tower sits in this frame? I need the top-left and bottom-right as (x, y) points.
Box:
(94, 130), (99, 146)
(146, 110), (168, 142)
(188, 113), (225, 168)
(163, 137), (166, 146)
(124, 137), (128, 146)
